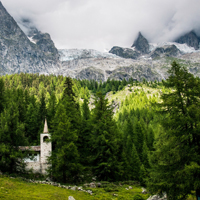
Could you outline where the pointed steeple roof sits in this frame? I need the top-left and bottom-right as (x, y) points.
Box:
(43, 117), (49, 133)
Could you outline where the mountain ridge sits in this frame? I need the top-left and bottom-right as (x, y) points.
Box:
(1, 1), (200, 82)
(0, 1), (61, 75)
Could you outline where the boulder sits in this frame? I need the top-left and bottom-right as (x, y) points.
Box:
(89, 182), (96, 188)
(70, 186), (77, 191)
(87, 190), (93, 195)
(147, 194), (167, 200)
(68, 196), (75, 200)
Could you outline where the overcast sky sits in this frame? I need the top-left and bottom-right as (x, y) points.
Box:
(1, 0), (200, 51)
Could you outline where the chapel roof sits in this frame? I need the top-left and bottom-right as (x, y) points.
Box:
(43, 117), (49, 133)
(19, 146), (41, 151)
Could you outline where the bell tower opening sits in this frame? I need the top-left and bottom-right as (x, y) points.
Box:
(43, 136), (49, 143)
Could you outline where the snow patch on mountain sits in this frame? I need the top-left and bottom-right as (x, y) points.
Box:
(149, 42), (200, 54)
(59, 49), (119, 61)
(28, 36), (36, 44)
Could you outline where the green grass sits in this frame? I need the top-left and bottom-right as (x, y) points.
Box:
(106, 84), (162, 105)
(0, 176), (92, 200)
(0, 175), (150, 200)
(0, 176), (197, 200)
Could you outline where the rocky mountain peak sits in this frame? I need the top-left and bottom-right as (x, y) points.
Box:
(175, 31), (200, 50)
(0, 1), (60, 75)
(20, 19), (60, 60)
(0, 1), (26, 39)
(131, 32), (149, 54)
(109, 46), (140, 59)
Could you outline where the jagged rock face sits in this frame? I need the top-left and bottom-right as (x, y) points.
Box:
(108, 65), (161, 82)
(131, 32), (149, 54)
(109, 46), (140, 59)
(20, 19), (60, 61)
(32, 33), (59, 60)
(0, 1), (60, 75)
(2, 1), (200, 83)
(75, 67), (105, 81)
(150, 45), (181, 59)
(175, 31), (200, 50)
(57, 56), (164, 82)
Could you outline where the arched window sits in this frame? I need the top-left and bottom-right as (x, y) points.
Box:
(43, 136), (49, 143)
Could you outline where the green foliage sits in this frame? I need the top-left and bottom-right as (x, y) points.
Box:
(90, 92), (121, 181)
(0, 78), (5, 113)
(78, 98), (91, 167)
(148, 61), (200, 199)
(133, 194), (145, 200)
(49, 77), (82, 183)
(0, 100), (28, 173)
(49, 102), (81, 183)
(0, 175), (152, 200)
(0, 72), (164, 185)
(0, 176), (93, 200)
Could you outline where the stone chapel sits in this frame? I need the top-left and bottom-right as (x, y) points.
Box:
(20, 118), (52, 174)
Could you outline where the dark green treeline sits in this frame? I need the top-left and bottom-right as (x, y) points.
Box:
(0, 73), (160, 183)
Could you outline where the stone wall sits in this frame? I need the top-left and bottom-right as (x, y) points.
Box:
(25, 162), (41, 173)
(40, 134), (52, 164)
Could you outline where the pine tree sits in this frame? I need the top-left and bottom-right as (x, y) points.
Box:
(148, 61), (200, 199)
(134, 121), (144, 160)
(38, 91), (47, 133)
(0, 101), (27, 173)
(141, 141), (149, 169)
(147, 127), (155, 150)
(90, 92), (121, 181)
(62, 77), (76, 101)
(49, 77), (82, 183)
(47, 91), (57, 130)
(130, 143), (141, 181)
(139, 164), (148, 186)
(78, 98), (91, 166)
(49, 102), (81, 183)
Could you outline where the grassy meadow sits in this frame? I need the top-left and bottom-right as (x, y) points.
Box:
(0, 175), (150, 200)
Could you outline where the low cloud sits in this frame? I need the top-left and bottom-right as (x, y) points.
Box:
(2, 0), (200, 51)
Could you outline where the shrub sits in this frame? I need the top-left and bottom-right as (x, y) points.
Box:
(133, 194), (145, 200)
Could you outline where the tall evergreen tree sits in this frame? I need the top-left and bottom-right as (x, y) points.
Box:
(49, 102), (81, 183)
(130, 143), (141, 181)
(62, 77), (76, 102)
(78, 98), (91, 169)
(25, 102), (39, 145)
(148, 61), (200, 200)
(0, 101), (27, 173)
(90, 92), (121, 181)
(38, 91), (47, 133)
(49, 77), (82, 183)
(47, 91), (57, 130)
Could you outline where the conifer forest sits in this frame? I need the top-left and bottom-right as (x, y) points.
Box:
(1, 61), (200, 199)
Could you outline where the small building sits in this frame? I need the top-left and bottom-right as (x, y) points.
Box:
(20, 118), (52, 174)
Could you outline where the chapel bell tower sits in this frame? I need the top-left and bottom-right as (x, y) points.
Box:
(40, 117), (52, 168)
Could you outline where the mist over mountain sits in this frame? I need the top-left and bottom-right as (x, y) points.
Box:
(2, 0), (200, 51)
(1, 1), (200, 82)
(0, 1), (60, 75)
